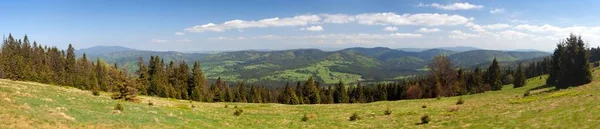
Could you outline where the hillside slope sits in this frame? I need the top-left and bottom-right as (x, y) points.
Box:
(80, 46), (549, 84)
(1, 68), (599, 128)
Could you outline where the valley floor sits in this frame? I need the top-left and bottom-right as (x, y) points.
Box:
(2, 68), (600, 128)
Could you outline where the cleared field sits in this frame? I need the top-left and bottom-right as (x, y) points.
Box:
(1, 68), (600, 128)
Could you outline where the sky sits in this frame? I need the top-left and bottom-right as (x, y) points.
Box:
(2, 0), (600, 52)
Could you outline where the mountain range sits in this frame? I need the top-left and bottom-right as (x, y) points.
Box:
(78, 46), (550, 84)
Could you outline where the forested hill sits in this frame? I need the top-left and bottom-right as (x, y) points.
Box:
(79, 46), (550, 84)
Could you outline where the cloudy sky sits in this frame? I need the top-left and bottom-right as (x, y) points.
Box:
(2, 0), (600, 51)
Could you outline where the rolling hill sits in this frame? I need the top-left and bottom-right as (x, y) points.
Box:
(1, 67), (599, 128)
(78, 46), (550, 84)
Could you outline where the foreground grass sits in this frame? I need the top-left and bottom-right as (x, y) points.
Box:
(1, 69), (600, 128)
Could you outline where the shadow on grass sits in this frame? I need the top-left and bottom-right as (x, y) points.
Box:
(528, 84), (553, 91)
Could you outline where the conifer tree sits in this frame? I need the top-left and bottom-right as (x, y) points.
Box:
(334, 80), (349, 103)
(513, 63), (526, 88)
(487, 58), (502, 91)
(136, 57), (149, 95)
(303, 77), (320, 104)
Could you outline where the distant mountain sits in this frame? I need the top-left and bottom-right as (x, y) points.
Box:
(82, 46), (550, 84)
(77, 46), (136, 58)
(397, 46), (481, 52)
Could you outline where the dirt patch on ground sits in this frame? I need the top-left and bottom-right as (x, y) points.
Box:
(48, 107), (75, 121)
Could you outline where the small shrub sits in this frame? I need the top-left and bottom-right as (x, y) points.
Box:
(224, 105), (228, 108)
(114, 103), (124, 111)
(234, 105), (238, 108)
(523, 91), (531, 97)
(384, 108), (392, 115)
(456, 97), (464, 105)
(349, 113), (360, 121)
(191, 105), (196, 109)
(421, 105), (427, 108)
(436, 96), (441, 100)
(420, 114), (430, 124)
(301, 114), (309, 122)
(148, 101), (154, 106)
(233, 109), (243, 116)
(92, 89), (100, 96)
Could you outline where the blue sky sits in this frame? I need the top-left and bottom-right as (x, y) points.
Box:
(2, 0), (600, 51)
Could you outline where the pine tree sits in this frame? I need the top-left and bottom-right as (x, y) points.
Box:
(136, 57), (150, 95)
(304, 77), (320, 104)
(548, 34), (593, 88)
(65, 44), (77, 86)
(190, 61), (207, 101)
(487, 58), (502, 91)
(513, 63), (526, 88)
(334, 80), (349, 103)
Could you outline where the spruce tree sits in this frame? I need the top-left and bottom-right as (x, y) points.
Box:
(304, 77), (320, 104)
(513, 63), (526, 88)
(487, 58), (502, 91)
(334, 80), (349, 103)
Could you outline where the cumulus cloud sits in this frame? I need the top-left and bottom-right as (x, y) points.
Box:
(514, 24), (600, 40)
(355, 13), (472, 26)
(321, 14), (355, 23)
(490, 8), (505, 14)
(449, 30), (479, 39)
(483, 24), (511, 30)
(383, 26), (398, 31)
(175, 32), (185, 35)
(184, 13), (472, 32)
(300, 26), (324, 31)
(416, 28), (441, 33)
(419, 2), (483, 10)
(151, 39), (168, 43)
(185, 15), (321, 32)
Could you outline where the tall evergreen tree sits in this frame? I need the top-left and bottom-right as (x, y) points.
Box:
(303, 77), (320, 104)
(333, 80), (349, 103)
(487, 58), (502, 91)
(513, 63), (526, 88)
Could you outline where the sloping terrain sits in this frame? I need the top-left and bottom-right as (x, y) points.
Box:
(1, 68), (599, 128)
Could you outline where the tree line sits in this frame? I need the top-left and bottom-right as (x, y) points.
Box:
(0, 34), (594, 104)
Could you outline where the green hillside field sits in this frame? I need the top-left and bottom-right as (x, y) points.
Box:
(1, 68), (600, 128)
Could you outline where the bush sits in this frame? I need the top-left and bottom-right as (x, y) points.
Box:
(301, 114), (309, 122)
(114, 103), (124, 111)
(349, 113), (360, 121)
(148, 101), (154, 106)
(233, 109), (243, 116)
(224, 105), (228, 108)
(191, 105), (196, 109)
(420, 114), (430, 124)
(234, 105), (238, 108)
(92, 89), (100, 96)
(523, 91), (531, 97)
(422, 105), (427, 108)
(384, 108), (392, 115)
(456, 97), (464, 105)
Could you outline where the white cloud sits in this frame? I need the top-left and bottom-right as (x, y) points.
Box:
(185, 13), (473, 33)
(514, 24), (600, 40)
(355, 13), (472, 26)
(416, 28), (441, 33)
(176, 39), (191, 43)
(419, 2), (483, 10)
(321, 14), (355, 23)
(383, 26), (398, 31)
(449, 30), (478, 39)
(151, 39), (168, 43)
(490, 8), (505, 14)
(185, 15), (321, 32)
(209, 37), (231, 40)
(301, 26), (324, 31)
(175, 32), (185, 35)
(498, 30), (532, 39)
(482, 24), (511, 30)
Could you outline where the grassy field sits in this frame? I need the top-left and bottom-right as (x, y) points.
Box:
(1, 68), (600, 128)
